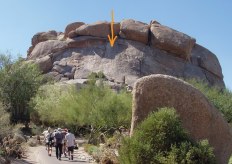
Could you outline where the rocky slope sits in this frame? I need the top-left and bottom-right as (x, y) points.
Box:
(26, 19), (224, 88)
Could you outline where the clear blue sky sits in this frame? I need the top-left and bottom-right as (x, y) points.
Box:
(0, 1), (231, 89)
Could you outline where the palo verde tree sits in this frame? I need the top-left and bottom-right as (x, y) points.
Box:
(0, 54), (44, 123)
(32, 74), (132, 139)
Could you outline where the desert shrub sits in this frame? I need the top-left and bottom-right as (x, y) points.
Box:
(99, 147), (119, 164)
(0, 133), (27, 160)
(83, 144), (100, 155)
(0, 102), (11, 139)
(0, 54), (44, 123)
(0, 109), (27, 160)
(88, 71), (106, 79)
(27, 138), (37, 147)
(83, 143), (101, 162)
(86, 131), (124, 163)
(119, 108), (215, 164)
(160, 140), (215, 164)
(229, 155), (232, 164)
(30, 124), (43, 136)
(32, 78), (132, 140)
(84, 143), (119, 164)
(185, 140), (215, 164)
(107, 132), (122, 149)
(187, 79), (232, 124)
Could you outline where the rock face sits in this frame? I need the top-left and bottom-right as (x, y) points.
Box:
(191, 44), (223, 79)
(150, 23), (196, 60)
(29, 40), (68, 59)
(76, 21), (110, 38)
(27, 31), (58, 56)
(32, 30), (58, 46)
(119, 19), (149, 44)
(130, 74), (232, 164)
(35, 55), (52, 73)
(64, 22), (85, 38)
(26, 19), (225, 88)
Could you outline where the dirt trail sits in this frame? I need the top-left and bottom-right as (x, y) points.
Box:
(12, 141), (94, 164)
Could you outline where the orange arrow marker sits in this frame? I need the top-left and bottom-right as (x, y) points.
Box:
(108, 10), (118, 47)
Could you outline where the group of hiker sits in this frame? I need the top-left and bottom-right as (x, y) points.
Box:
(42, 127), (76, 161)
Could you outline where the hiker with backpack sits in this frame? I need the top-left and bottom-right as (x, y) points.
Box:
(47, 130), (54, 156)
(43, 127), (54, 156)
(54, 128), (64, 160)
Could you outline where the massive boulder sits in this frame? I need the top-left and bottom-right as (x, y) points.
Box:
(29, 40), (68, 59)
(35, 55), (53, 73)
(75, 21), (110, 38)
(119, 19), (149, 44)
(150, 23), (196, 60)
(66, 36), (107, 49)
(130, 74), (232, 164)
(191, 44), (223, 79)
(64, 22), (85, 38)
(26, 19), (225, 88)
(27, 31), (58, 56)
(32, 30), (58, 46)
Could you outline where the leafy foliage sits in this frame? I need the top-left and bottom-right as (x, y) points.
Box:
(32, 78), (132, 133)
(187, 79), (232, 123)
(0, 102), (11, 139)
(119, 108), (216, 164)
(0, 54), (44, 123)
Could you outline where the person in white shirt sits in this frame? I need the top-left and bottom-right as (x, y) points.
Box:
(42, 127), (55, 156)
(65, 129), (76, 160)
(42, 127), (50, 149)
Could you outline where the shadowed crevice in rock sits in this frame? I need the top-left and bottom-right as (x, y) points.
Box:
(130, 74), (232, 164)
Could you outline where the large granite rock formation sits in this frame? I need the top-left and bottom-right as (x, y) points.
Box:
(150, 23), (196, 60)
(119, 19), (149, 44)
(64, 22), (84, 38)
(130, 74), (232, 164)
(26, 19), (224, 88)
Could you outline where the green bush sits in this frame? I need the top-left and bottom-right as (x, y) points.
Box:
(0, 54), (44, 123)
(119, 108), (216, 164)
(83, 144), (100, 155)
(0, 102), (11, 139)
(229, 155), (232, 164)
(161, 140), (215, 164)
(187, 79), (232, 124)
(32, 80), (132, 131)
(88, 71), (106, 79)
(31, 126), (43, 136)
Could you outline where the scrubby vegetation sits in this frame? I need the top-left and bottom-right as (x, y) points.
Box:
(0, 124), (28, 162)
(187, 79), (232, 124)
(0, 52), (230, 163)
(0, 102), (11, 139)
(0, 54), (44, 123)
(119, 108), (216, 164)
(31, 76), (132, 143)
(0, 54), (43, 161)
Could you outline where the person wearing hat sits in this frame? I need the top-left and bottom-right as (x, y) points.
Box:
(54, 128), (64, 160)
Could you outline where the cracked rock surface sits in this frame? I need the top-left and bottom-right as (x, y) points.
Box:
(27, 19), (224, 88)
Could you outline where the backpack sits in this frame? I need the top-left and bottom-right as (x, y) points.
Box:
(48, 133), (54, 142)
(55, 132), (63, 144)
